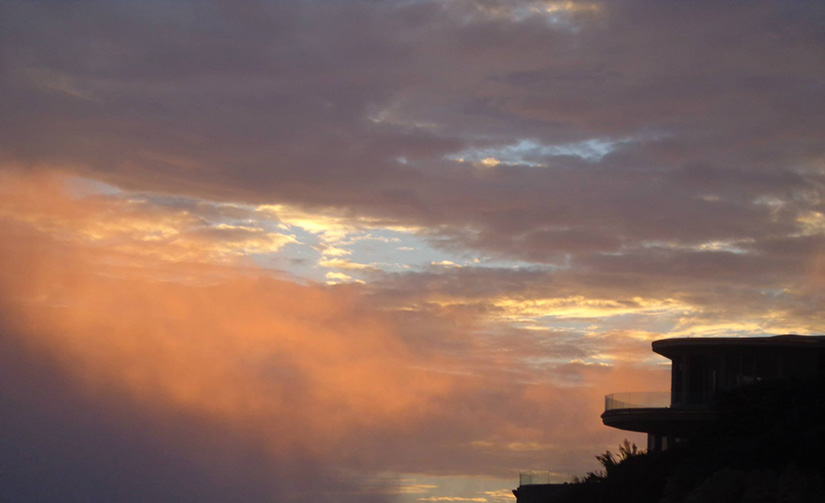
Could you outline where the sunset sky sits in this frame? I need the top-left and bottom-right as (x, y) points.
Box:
(2, 1), (825, 501)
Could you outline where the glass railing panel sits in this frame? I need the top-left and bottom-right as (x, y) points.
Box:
(604, 391), (671, 411)
(519, 471), (553, 486)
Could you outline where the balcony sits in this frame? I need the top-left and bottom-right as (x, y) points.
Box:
(602, 391), (715, 435)
(604, 392), (671, 411)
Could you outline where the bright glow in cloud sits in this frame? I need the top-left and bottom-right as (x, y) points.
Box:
(487, 296), (688, 324)
(0, 170), (296, 265)
(431, 260), (463, 268)
(478, 157), (501, 168)
(796, 210), (825, 235)
(319, 257), (376, 270)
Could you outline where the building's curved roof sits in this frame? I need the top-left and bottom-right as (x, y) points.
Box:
(652, 334), (825, 359)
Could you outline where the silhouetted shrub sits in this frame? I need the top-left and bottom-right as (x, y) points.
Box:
(545, 374), (825, 503)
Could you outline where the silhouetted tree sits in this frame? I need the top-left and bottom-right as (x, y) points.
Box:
(575, 439), (640, 483)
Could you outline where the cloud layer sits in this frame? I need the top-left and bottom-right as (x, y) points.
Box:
(0, 171), (666, 500)
(2, 1), (825, 501)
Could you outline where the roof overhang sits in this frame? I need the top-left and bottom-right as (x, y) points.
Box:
(652, 334), (825, 360)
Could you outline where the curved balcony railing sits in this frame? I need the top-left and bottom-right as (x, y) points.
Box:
(604, 392), (671, 411)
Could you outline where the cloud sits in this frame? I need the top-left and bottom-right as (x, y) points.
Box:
(0, 172), (455, 500)
(319, 257), (377, 270)
(0, 170), (671, 498)
(0, 169), (297, 265)
(2, 0), (825, 498)
(3, 1), (823, 257)
(0, 323), (371, 503)
(0, 224), (450, 449)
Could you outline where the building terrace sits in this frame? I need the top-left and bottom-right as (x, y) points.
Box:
(514, 334), (825, 503)
(602, 334), (825, 452)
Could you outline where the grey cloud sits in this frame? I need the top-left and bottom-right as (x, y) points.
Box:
(370, 234), (824, 337)
(3, 1), (823, 261)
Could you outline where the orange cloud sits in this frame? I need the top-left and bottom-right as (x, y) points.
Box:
(0, 169), (670, 490)
(0, 168), (295, 266)
(0, 170), (452, 460)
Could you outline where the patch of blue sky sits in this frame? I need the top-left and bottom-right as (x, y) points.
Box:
(484, 257), (553, 270)
(758, 288), (787, 298)
(64, 176), (123, 198)
(448, 138), (621, 167)
(513, 307), (682, 339)
(712, 327), (777, 338)
(637, 239), (752, 254)
(471, 1), (599, 31)
(508, 7), (583, 31)
(590, 310), (685, 334)
(88, 180), (554, 284)
(346, 228), (545, 273)
(251, 239), (327, 283)
(344, 228), (472, 273)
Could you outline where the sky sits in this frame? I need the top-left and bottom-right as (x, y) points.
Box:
(1, 1), (825, 501)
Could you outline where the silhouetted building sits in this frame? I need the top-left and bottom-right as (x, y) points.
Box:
(513, 335), (825, 503)
(601, 334), (825, 452)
